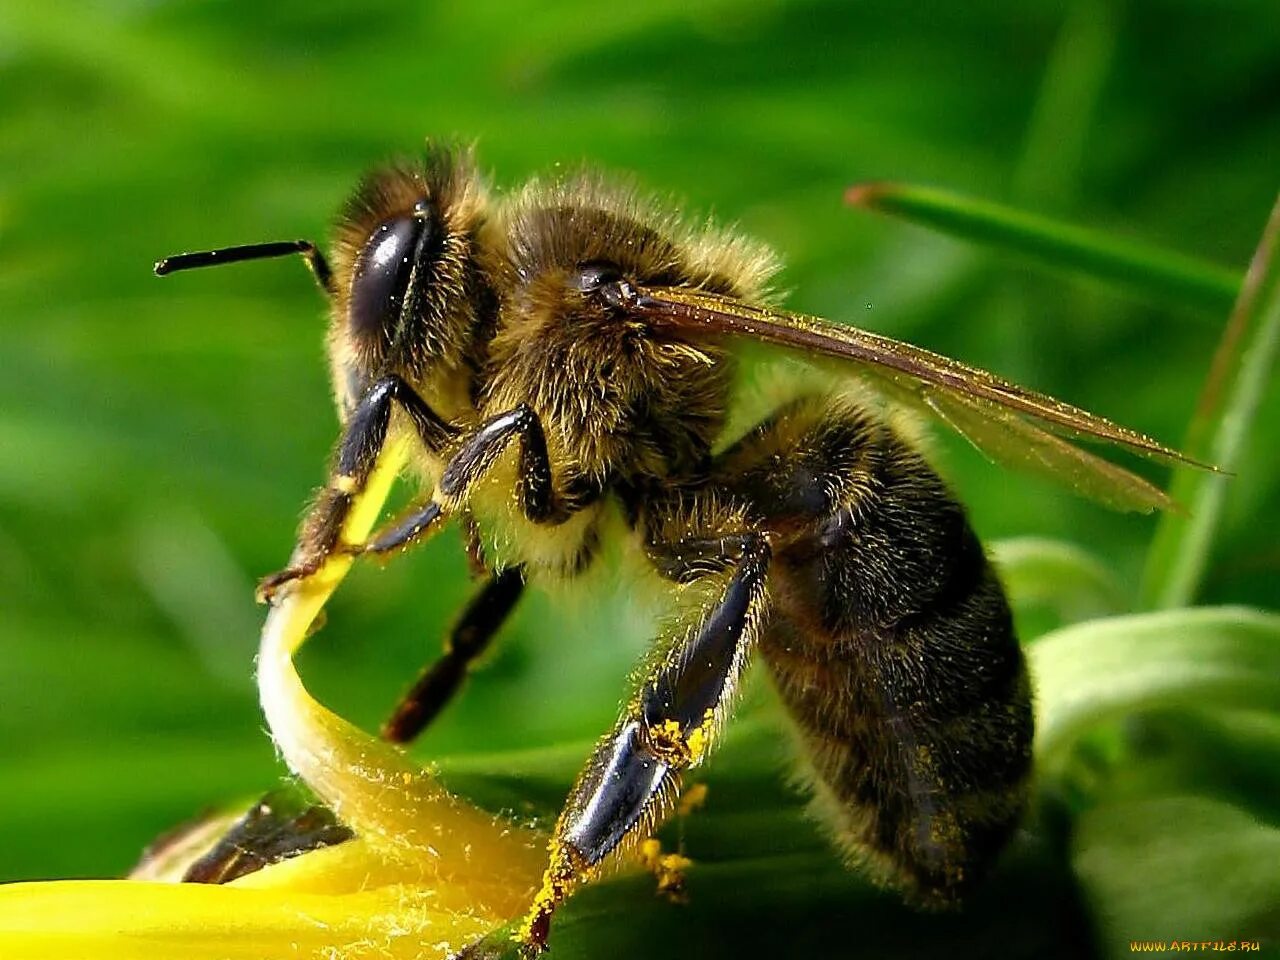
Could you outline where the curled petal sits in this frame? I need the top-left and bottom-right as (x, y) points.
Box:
(0, 877), (499, 960)
(0, 436), (544, 959)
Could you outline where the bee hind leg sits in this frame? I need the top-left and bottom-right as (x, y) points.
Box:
(507, 531), (771, 955)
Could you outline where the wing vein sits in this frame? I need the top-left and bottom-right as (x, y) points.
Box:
(623, 284), (1212, 513)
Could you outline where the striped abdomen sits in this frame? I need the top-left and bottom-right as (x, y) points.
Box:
(716, 394), (1033, 904)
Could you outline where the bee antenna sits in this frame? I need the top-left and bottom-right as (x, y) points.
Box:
(154, 239), (333, 294)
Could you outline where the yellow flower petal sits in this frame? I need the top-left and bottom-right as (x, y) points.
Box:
(0, 878), (498, 960)
(233, 837), (538, 919)
(0, 435), (547, 959)
(254, 435), (544, 883)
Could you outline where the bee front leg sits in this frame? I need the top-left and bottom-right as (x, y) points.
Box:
(257, 375), (457, 602)
(504, 532), (771, 956)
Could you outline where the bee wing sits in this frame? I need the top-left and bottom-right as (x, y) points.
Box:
(626, 284), (1214, 513)
(917, 385), (1175, 512)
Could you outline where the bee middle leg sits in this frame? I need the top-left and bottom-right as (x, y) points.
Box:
(365, 405), (566, 741)
(380, 565), (525, 743)
(508, 528), (771, 953)
(359, 401), (566, 566)
(353, 402), (562, 743)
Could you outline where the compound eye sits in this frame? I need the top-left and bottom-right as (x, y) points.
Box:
(349, 212), (430, 341)
(574, 261), (622, 293)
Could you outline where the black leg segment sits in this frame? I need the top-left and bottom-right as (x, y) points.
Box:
(336, 375), (458, 481)
(515, 531), (770, 951)
(360, 500), (446, 557)
(381, 566), (526, 743)
(439, 403), (557, 523)
(640, 534), (770, 756)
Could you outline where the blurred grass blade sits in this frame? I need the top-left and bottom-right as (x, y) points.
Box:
(1142, 193), (1280, 610)
(1012, 0), (1117, 207)
(845, 182), (1241, 314)
(1032, 607), (1280, 773)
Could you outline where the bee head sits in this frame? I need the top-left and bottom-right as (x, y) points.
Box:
(154, 143), (498, 423)
(328, 143), (496, 418)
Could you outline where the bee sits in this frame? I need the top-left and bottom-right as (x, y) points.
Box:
(155, 143), (1203, 955)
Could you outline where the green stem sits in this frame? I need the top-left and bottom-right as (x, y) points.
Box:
(846, 182), (1241, 315)
(1142, 194), (1280, 609)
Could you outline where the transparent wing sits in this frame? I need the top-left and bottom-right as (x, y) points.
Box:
(625, 284), (1213, 513)
(920, 386), (1175, 512)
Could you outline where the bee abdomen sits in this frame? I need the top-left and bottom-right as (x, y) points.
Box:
(763, 585), (1031, 905)
(721, 395), (1033, 904)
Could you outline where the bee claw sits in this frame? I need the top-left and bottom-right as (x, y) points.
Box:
(255, 562), (320, 604)
(256, 542), (368, 604)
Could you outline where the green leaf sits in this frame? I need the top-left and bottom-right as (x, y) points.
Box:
(1143, 194), (1280, 610)
(1072, 795), (1280, 954)
(992, 536), (1128, 635)
(846, 182), (1242, 314)
(1031, 607), (1280, 774)
(1096, 709), (1280, 823)
(541, 841), (1090, 960)
(429, 720), (1092, 960)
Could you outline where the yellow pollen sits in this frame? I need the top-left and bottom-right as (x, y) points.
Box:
(678, 783), (710, 817)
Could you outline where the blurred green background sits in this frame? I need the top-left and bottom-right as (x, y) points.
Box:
(2, 1), (1278, 956)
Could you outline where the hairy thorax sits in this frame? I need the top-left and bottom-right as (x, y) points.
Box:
(468, 270), (730, 577)
(459, 181), (781, 578)
(487, 270), (731, 481)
